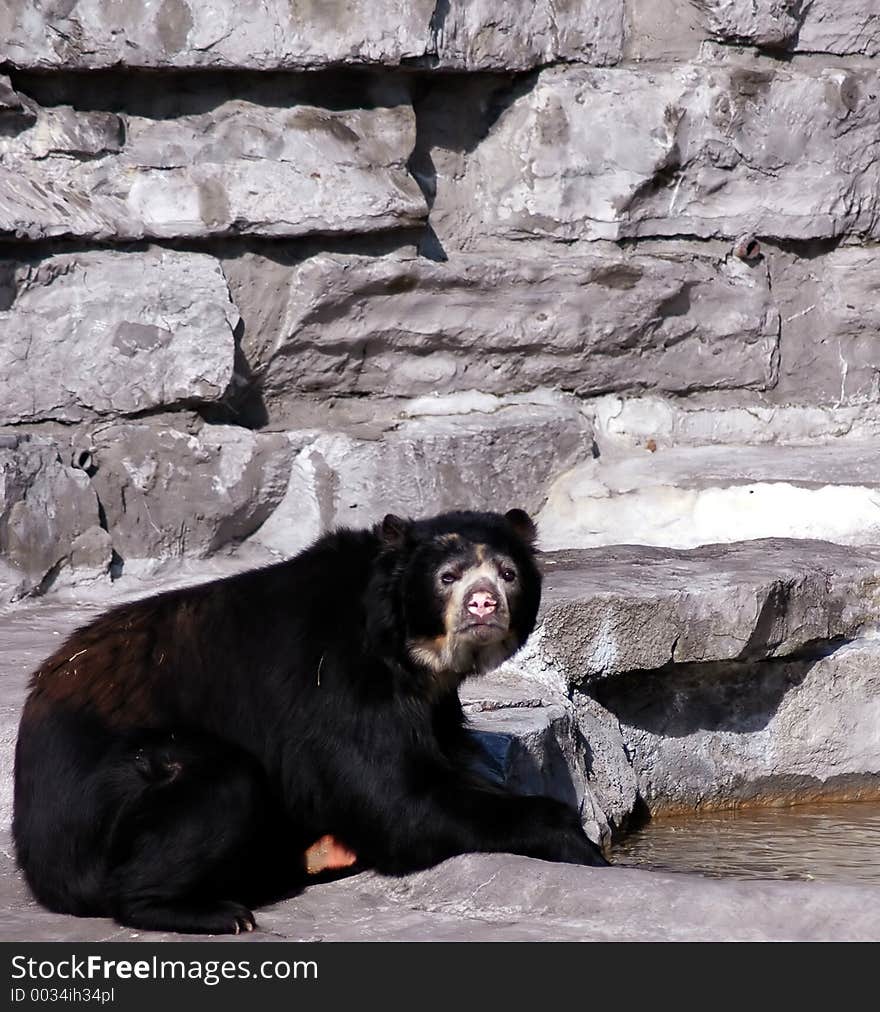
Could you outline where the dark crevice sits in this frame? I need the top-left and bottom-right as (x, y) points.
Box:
(406, 77), (446, 262)
(428, 0), (452, 45)
(197, 317), (269, 430)
(27, 558), (64, 598)
(108, 550), (124, 580)
(585, 635), (851, 740)
(0, 229), (423, 263)
(106, 402), (207, 425)
(5, 66), (416, 115)
(468, 725), (583, 813)
(1, 415), (87, 429)
(96, 496), (109, 533)
(760, 234), (847, 260)
(613, 795), (652, 840)
(765, 634), (850, 664)
(585, 634), (851, 690)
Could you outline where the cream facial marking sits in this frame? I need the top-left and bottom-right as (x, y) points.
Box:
(408, 543), (522, 682)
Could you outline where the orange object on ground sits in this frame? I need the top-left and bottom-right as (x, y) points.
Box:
(304, 834), (358, 875)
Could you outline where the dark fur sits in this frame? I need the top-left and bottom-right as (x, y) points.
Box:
(13, 509), (607, 935)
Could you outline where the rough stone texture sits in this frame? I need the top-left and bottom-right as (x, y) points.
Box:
(449, 63), (880, 243)
(68, 526), (114, 575)
(4, 17), (880, 580)
(0, 72), (36, 126)
(252, 395), (591, 558)
(88, 420), (294, 563)
(483, 534), (880, 828)
(0, 1), (625, 72)
(233, 247), (778, 401)
(478, 537), (880, 826)
(597, 638), (880, 815)
(0, 1), (435, 70)
(0, 249), (238, 424)
(539, 443), (880, 550)
(571, 691), (640, 831)
(3, 831), (880, 941)
(692, 1), (880, 56)
(461, 668), (610, 850)
(0, 436), (102, 596)
(625, 0), (705, 60)
(431, 0), (626, 69)
(585, 394), (880, 450)
(769, 245), (880, 407)
(690, 0), (811, 49)
(0, 82), (423, 240)
(532, 539), (880, 684)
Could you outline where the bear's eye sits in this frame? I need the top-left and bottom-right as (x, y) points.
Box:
(440, 571), (459, 585)
(500, 567), (517, 582)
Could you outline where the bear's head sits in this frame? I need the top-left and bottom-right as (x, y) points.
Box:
(368, 509), (542, 691)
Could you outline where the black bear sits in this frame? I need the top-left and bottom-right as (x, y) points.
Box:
(13, 509), (607, 935)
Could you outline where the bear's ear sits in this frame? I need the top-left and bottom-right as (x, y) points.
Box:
(505, 508), (538, 545)
(380, 513), (412, 548)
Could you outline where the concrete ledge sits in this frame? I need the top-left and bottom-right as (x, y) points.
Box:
(534, 538), (880, 683)
(3, 840), (879, 942)
(539, 444), (880, 551)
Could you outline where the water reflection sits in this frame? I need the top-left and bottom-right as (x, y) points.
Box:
(613, 801), (880, 884)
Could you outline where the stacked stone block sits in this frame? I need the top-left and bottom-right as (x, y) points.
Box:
(2, 1), (879, 597)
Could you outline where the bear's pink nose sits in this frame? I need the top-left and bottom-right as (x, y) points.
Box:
(467, 591), (497, 617)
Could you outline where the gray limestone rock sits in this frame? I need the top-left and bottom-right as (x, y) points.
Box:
(599, 639), (880, 815)
(0, 1), (624, 71)
(252, 395), (592, 559)
(692, 1), (880, 56)
(0, 437), (102, 596)
(461, 668), (611, 850)
(796, 1), (880, 56)
(0, 249), (238, 424)
(0, 89), (423, 240)
(19, 104), (124, 159)
(570, 691), (639, 832)
(3, 0), (880, 946)
(88, 420), (294, 562)
(469, 536), (880, 826)
(453, 63), (880, 243)
(0, 74), (36, 128)
(350, 852), (880, 941)
(531, 539), (880, 685)
(430, 1), (625, 69)
(236, 247), (778, 401)
(769, 246), (880, 407)
(583, 393), (880, 451)
(0, 0), (435, 70)
(68, 526), (114, 575)
(3, 834), (880, 939)
(690, 0), (809, 49)
(528, 538), (880, 822)
(624, 0), (705, 61)
(539, 443), (880, 550)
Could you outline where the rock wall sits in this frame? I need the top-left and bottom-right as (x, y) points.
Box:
(2, 1), (880, 596)
(489, 538), (880, 832)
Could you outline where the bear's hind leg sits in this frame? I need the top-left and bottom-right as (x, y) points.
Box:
(107, 733), (301, 935)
